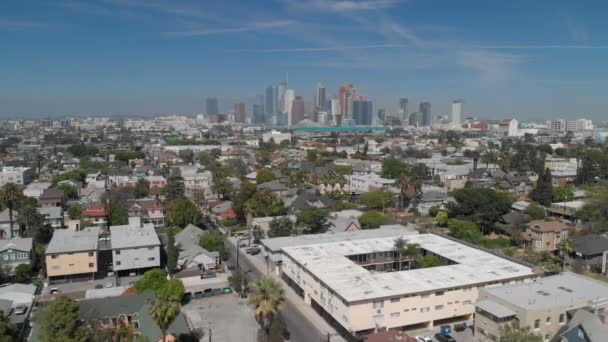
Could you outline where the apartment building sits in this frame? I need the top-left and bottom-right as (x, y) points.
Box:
(0, 167), (34, 187)
(474, 272), (608, 342)
(347, 174), (396, 194)
(278, 233), (536, 338)
(109, 218), (161, 275)
(45, 227), (100, 280)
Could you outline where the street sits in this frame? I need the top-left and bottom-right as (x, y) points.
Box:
(225, 238), (335, 342)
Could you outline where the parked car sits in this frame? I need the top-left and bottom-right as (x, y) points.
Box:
(94, 284), (103, 289)
(434, 333), (456, 342)
(440, 325), (452, 334)
(49, 288), (60, 295)
(238, 241), (248, 248)
(250, 247), (261, 255)
(415, 336), (432, 342)
(454, 322), (468, 332)
(13, 306), (27, 315)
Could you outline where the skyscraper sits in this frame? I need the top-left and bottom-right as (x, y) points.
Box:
(284, 89), (295, 126)
(205, 97), (219, 115)
(353, 98), (373, 125)
(291, 96), (305, 126)
(253, 104), (265, 124)
(399, 98), (408, 121)
(234, 102), (246, 123)
(339, 84), (357, 118)
(452, 99), (464, 127)
(409, 112), (424, 126)
(419, 101), (431, 126)
(277, 82), (287, 113)
(377, 108), (386, 123)
(316, 82), (326, 110)
(265, 86), (277, 122)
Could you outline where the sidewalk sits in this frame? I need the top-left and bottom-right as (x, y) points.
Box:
(241, 244), (346, 342)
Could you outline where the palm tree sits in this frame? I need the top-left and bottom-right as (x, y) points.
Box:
(403, 243), (419, 269)
(0, 183), (22, 238)
(557, 237), (574, 271)
(149, 292), (181, 342)
(17, 204), (42, 238)
(393, 237), (406, 271)
(248, 276), (286, 341)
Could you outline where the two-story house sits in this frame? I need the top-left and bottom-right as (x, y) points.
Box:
(39, 188), (65, 208)
(81, 204), (108, 227)
(37, 207), (64, 230)
(0, 237), (34, 273)
(0, 209), (19, 240)
(45, 227), (100, 282)
(127, 198), (165, 229)
(109, 218), (161, 276)
(524, 219), (570, 253)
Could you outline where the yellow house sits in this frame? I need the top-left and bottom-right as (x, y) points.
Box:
(45, 227), (100, 279)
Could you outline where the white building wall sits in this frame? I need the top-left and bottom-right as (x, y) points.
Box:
(113, 246), (160, 272)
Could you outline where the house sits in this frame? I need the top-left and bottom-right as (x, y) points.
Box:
(0, 209), (19, 239)
(39, 188), (65, 208)
(549, 200), (586, 219)
(45, 226), (100, 281)
(257, 180), (290, 200)
(495, 211), (530, 236)
(61, 158), (80, 170)
(176, 245), (220, 272)
(0, 283), (37, 339)
(251, 216), (297, 235)
(211, 201), (237, 223)
(0, 237), (34, 272)
(285, 192), (335, 212)
(109, 218), (161, 275)
(328, 217), (361, 233)
(474, 273), (608, 342)
(417, 190), (450, 215)
(37, 206), (64, 229)
(78, 292), (191, 341)
(573, 234), (608, 274)
(524, 219), (570, 252)
(560, 306), (608, 342)
(80, 184), (106, 205)
(347, 173), (396, 194)
(174, 224), (206, 251)
(81, 204), (108, 227)
(23, 181), (51, 199)
(144, 175), (167, 189)
(127, 198), (165, 229)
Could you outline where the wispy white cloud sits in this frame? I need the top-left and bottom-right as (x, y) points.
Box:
(229, 43), (408, 52)
(0, 19), (47, 31)
(457, 50), (523, 82)
(282, 0), (401, 12)
(468, 44), (608, 49)
(166, 20), (296, 37)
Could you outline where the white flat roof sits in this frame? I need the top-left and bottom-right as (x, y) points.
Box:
(282, 233), (535, 303)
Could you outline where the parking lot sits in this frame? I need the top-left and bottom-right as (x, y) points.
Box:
(413, 324), (475, 342)
(182, 294), (259, 342)
(41, 274), (141, 296)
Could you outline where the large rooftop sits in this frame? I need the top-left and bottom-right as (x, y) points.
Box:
(46, 227), (100, 254)
(481, 272), (608, 310)
(109, 222), (160, 249)
(282, 233), (535, 303)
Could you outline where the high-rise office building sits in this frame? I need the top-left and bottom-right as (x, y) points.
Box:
(330, 98), (340, 116)
(339, 84), (357, 118)
(353, 99), (373, 125)
(419, 101), (431, 126)
(205, 97), (219, 115)
(377, 108), (386, 123)
(452, 99), (463, 127)
(316, 82), (326, 110)
(234, 102), (246, 123)
(284, 89), (295, 126)
(291, 96), (305, 126)
(265, 86), (277, 121)
(399, 98), (408, 121)
(409, 112), (424, 126)
(278, 82), (287, 113)
(253, 104), (265, 124)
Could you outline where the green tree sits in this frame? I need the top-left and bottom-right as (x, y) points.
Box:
(57, 183), (78, 200)
(435, 211), (449, 227)
(67, 203), (83, 220)
(0, 311), (17, 342)
(256, 170), (276, 185)
(212, 176), (234, 200)
(248, 276), (286, 342)
(381, 158), (410, 179)
(0, 183), (22, 239)
(199, 231), (225, 255)
(448, 219), (483, 244)
(418, 255), (441, 268)
(164, 175), (185, 201)
(14, 264), (31, 283)
(17, 203), (43, 237)
(498, 323), (542, 342)
(331, 165), (353, 176)
(447, 188), (514, 232)
(296, 208), (330, 234)
(134, 269), (168, 294)
(268, 217), (294, 238)
(166, 198), (200, 227)
(166, 231), (178, 274)
(557, 237), (574, 270)
(531, 168), (553, 206)
(552, 185), (574, 203)
(233, 181), (257, 221)
(524, 203), (546, 220)
(149, 288), (181, 342)
(246, 189), (281, 217)
(134, 178), (151, 199)
(360, 189), (394, 212)
(359, 211), (391, 229)
(36, 296), (88, 342)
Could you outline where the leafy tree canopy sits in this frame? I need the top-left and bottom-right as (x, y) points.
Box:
(381, 158), (410, 179)
(296, 208), (330, 234)
(447, 188), (514, 230)
(36, 296), (88, 342)
(360, 189), (394, 210)
(359, 211), (391, 229)
(256, 169), (276, 185)
(268, 217), (294, 238)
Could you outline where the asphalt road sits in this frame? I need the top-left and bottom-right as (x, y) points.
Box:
(226, 239), (329, 342)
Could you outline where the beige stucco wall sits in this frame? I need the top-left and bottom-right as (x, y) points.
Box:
(46, 251), (97, 277)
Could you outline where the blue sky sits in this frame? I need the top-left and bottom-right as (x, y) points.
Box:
(2, 0), (608, 120)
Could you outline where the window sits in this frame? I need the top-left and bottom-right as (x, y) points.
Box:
(148, 247), (155, 251)
(89, 263), (94, 268)
(115, 250), (121, 255)
(463, 300), (472, 305)
(372, 301), (384, 310)
(534, 319), (540, 329)
(148, 257), (155, 261)
(390, 298), (400, 303)
(420, 307), (430, 312)
(435, 291), (444, 296)
(421, 294), (430, 298)
(559, 314), (565, 324)
(546, 316), (551, 324)
(10, 254), (15, 260)
(116, 261), (121, 266)
(89, 252), (94, 257)
(390, 312), (400, 319)
(52, 265), (60, 270)
(2, 255), (7, 261)
(435, 305), (444, 310)
(544, 334), (549, 341)
(18, 253), (28, 259)
(51, 255), (57, 259)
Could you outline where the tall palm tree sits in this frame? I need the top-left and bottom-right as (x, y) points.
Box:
(17, 204), (42, 238)
(393, 237), (406, 271)
(0, 183), (22, 238)
(149, 292), (181, 342)
(248, 276), (286, 341)
(557, 238), (574, 271)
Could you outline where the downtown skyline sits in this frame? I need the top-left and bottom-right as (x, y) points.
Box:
(3, 0), (608, 120)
